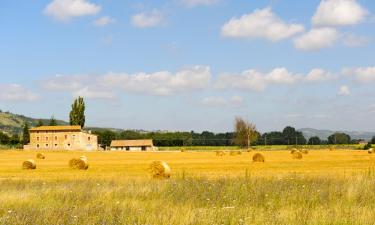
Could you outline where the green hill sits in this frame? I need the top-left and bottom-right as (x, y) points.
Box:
(0, 110), (68, 135)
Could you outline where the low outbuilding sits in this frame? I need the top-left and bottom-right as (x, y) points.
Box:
(110, 139), (156, 151)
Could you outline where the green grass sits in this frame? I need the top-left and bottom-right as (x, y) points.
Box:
(1, 173), (375, 224)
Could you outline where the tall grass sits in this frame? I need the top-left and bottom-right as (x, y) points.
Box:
(1, 173), (375, 224)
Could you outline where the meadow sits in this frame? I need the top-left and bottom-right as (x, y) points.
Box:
(1, 149), (375, 224)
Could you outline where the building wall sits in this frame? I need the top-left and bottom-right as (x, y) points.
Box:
(28, 130), (98, 150)
(110, 146), (153, 151)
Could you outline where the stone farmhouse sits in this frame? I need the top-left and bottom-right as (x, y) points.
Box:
(24, 126), (98, 151)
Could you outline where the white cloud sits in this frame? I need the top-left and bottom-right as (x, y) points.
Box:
(216, 68), (302, 91)
(338, 85), (350, 96)
(131, 10), (164, 28)
(304, 68), (336, 82)
(294, 27), (338, 51)
(41, 66), (211, 97)
(94, 16), (115, 26)
(343, 67), (375, 83)
(44, 0), (101, 21)
(0, 84), (39, 101)
(342, 34), (369, 47)
(201, 95), (243, 107)
(312, 0), (367, 26)
(221, 8), (304, 42)
(102, 66), (211, 96)
(181, 0), (219, 7)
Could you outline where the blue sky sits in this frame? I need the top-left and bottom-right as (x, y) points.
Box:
(1, 0), (375, 132)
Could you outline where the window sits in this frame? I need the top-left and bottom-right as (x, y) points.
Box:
(46, 144), (49, 147)
(68, 143), (71, 147)
(46, 137), (48, 141)
(37, 144), (39, 148)
(65, 135), (68, 140)
(37, 137), (39, 141)
(88, 137), (91, 141)
(55, 144), (57, 147)
(55, 136), (57, 141)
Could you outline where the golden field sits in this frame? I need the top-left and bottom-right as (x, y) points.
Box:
(2, 149), (375, 225)
(0, 149), (374, 179)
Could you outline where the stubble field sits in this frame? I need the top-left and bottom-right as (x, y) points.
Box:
(1, 149), (375, 224)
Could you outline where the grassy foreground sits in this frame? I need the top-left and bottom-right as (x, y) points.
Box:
(1, 150), (375, 224)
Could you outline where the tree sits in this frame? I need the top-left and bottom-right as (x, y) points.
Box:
(371, 136), (375, 144)
(233, 117), (259, 148)
(22, 122), (30, 145)
(282, 126), (296, 145)
(308, 136), (321, 145)
(69, 96), (85, 128)
(37, 119), (44, 127)
(328, 132), (351, 144)
(49, 116), (57, 126)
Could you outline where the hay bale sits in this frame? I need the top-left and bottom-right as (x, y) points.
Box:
(36, 153), (45, 159)
(150, 161), (171, 179)
(69, 157), (89, 170)
(368, 148), (373, 154)
(230, 151), (242, 156)
(301, 149), (309, 154)
(247, 147), (254, 152)
(180, 148), (186, 152)
(215, 151), (225, 156)
(252, 153), (265, 162)
(290, 148), (298, 154)
(22, 159), (36, 170)
(292, 151), (303, 159)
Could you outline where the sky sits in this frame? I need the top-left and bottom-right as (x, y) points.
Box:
(1, 0), (375, 133)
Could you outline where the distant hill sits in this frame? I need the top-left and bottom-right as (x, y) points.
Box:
(0, 110), (68, 134)
(298, 128), (375, 141)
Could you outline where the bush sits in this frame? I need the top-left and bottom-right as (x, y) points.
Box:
(364, 143), (372, 150)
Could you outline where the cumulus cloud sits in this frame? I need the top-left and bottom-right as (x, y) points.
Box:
(343, 67), (375, 83)
(312, 0), (367, 26)
(94, 16), (115, 26)
(180, 0), (219, 7)
(201, 96), (243, 107)
(304, 68), (336, 82)
(338, 85), (350, 96)
(221, 8), (304, 42)
(101, 66), (211, 95)
(131, 10), (164, 28)
(0, 84), (39, 101)
(294, 27), (338, 51)
(44, 0), (101, 21)
(41, 66), (211, 97)
(216, 68), (302, 91)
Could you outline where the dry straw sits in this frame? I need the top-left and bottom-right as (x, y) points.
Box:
(69, 156), (89, 170)
(292, 151), (303, 159)
(215, 151), (226, 156)
(149, 161), (171, 179)
(368, 148), (373, 154)
(22, 159), (36, 170)
(290, 149), (298, 154)
(301, 149), (309, 154)
(252, 153), (265, 162)
(36, 153), (45, 159)
(230, 151), (242, 156)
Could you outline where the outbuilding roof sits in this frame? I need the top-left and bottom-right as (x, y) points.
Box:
(30, 125), (82, 131)
(111, 139), (154, 147)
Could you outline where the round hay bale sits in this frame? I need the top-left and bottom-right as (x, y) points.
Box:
(150, 161), (171, 179)
(247, 147), (254, 152)
(301, 149), (309, 154)
(368, 148), (373, 154)
(215, 151), (225, 156)
(69, 158), (89, 170)
(252, 153), (265, 162)
(22, 159), (36, 170)
(292, 151), (303, 159)
(290, 149), (298, 154)
(180, 148), (186, 152)
(36, 153), (45, 159)
(230, 151), (242, 156)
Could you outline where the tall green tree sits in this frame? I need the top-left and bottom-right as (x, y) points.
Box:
(37, 119), (44, 127)
(22, 122), (30, 145)
(233, 117), (259, 148)
(308, 136), (321, 145)
(49, 116), (57, 126)
(69, 96), (85, 128)
(328, 133), (351, 144)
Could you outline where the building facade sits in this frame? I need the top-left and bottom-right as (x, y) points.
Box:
(24, 126), (98, 151)
(110, 139), (155, 151)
